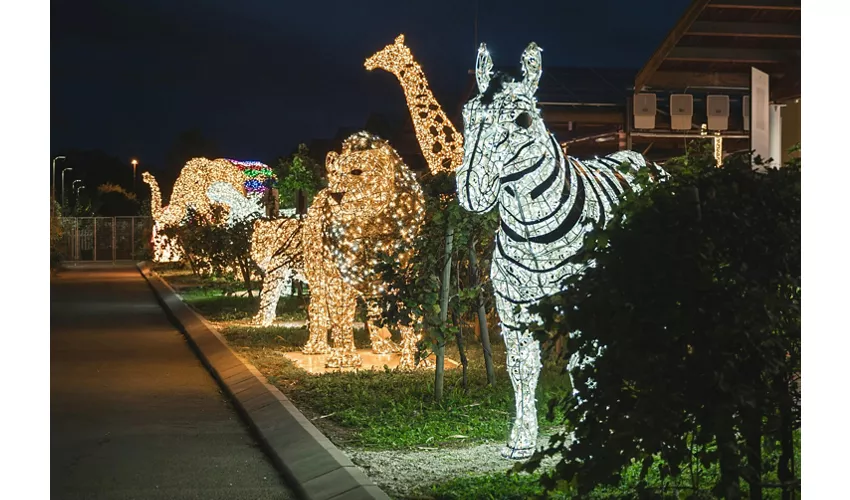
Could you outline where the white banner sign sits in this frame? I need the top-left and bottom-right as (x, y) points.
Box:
(750, 67), (770, 170)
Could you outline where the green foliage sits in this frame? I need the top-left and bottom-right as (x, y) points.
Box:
(420, 430), (799, 500)
(523, 143), (801, 499)
(375, 171), (499, 363)
(276, 144), (324, 209)
(419, 472), (569, 500)
(163, 207), (260, 293)
(92, 182), (140, 216)
(50, 198), (64, 271)
(181, 289), (307, 323)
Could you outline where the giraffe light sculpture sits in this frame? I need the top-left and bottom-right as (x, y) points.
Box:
(456, 42), (663, 459)
(365, 34), (463, 175)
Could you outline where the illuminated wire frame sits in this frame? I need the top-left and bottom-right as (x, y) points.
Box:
(714, 133), (723, 168)
(366, 34), (463, 175)
(299, 132), (427, 369)
(142, 172), (182, 262)
(456, 42), (664, 459)
(142, 158), (275, 263)
(251, 216), (305, 326)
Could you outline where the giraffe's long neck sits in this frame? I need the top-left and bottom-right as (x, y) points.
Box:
(392, 61), (464, 174)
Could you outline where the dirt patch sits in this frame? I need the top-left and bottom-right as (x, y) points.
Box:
(345, 435), (564, 499)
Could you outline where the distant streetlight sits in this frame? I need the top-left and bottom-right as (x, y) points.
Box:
(61, 167), (73, 208)
(72, 180), (82, 213)
(52, 156), (66, 202)
(131, 159), (139, 190)
(75, 185), (85, 213)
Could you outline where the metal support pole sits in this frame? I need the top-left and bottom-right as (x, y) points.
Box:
(112, 217), (116, 263)
(769, 103), (785, 167)
(93, 219), (97, 261)
(625, 95), (633, 150)
(131, 217), (135, 261)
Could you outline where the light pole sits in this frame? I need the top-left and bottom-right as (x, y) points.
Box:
(76, 185), (85, 213)
(131, 159), (139, 191)
(52, 156), (66, 202)
(61, 167), (73, 209)
(71, 179), (82, 200)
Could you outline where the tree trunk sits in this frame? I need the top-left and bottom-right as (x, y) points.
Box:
(468, 243), (495, 385)
(450, 308), (468, 390)
(744, 405), (762, 500)
(242, 260), (253, 298)
(777, 374), (795, 500)
(435, 222), (454, 402)
(717, 414), (742, 500)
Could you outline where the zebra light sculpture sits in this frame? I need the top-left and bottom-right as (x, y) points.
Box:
(456, 42), (661, 459)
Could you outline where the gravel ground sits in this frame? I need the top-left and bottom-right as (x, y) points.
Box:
(346, 433), (566, 499)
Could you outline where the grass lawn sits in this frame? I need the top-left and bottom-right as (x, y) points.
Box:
(219, 323), (570, 450)
(158, 263), (801, 499)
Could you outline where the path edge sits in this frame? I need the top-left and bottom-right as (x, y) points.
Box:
(136, 261), (391, 500)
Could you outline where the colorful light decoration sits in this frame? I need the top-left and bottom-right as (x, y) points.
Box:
(207, 182), (263, 225)
(365, 34), (463, 175)
(456, 42), (661, 459)
(142, 158), (276, 263)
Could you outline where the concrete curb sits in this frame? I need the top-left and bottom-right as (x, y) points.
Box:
(136, 262), (390, 500)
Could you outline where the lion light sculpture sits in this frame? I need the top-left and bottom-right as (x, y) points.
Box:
(456, 42), (663, 459)
(302, 132), (427, 369)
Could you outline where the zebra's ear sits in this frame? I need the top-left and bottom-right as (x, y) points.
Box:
(476, 43), (493, 95)
(520, 42), (543, 94)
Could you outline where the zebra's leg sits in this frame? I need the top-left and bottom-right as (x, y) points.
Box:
(253, 268), (287, 326)
(501, 324), (542, 459)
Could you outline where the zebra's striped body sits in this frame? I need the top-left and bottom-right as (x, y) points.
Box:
(457, 42), (660, 459)
(492, 147), (648, 311)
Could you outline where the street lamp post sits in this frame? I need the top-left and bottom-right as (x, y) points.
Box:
(71, 180), (82, 211)
(52, 156), (66, 202)
(61, 167), (73, 210)
(131, 159), (139, 191)
(76, 185), (85, 213)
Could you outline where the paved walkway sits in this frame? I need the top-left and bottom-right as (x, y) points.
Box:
(51, 264), (295, 500)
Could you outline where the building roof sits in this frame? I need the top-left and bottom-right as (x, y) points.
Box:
(489, 66), (637, 105)
(635, 0), (800, 101)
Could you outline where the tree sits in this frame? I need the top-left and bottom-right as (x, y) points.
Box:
(522, 144), (801, 499)
(92, 183), (140, 216)
(50, 197), (64, 271)
(375, 171), (499, 398)
(275, 144), (325, 210)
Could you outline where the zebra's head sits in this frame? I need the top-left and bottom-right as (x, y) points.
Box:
(457, 42), (545, 213)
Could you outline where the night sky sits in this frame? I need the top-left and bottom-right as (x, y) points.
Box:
(51, 0), (690, 174)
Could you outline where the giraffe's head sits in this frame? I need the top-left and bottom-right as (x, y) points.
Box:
(364, 34), (413, 74)
(456, 42), (547, 213)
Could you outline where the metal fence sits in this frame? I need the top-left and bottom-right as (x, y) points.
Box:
(59, 217), (153, 262)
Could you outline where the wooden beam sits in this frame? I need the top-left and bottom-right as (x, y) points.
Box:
(646, 70), (751, 89)
(668, 47), (790, 63)
(707, 0), (800, 10)
(634, 0), (712, 91)
(688, 21), (800, 38)
(543, 108), (625, 125)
